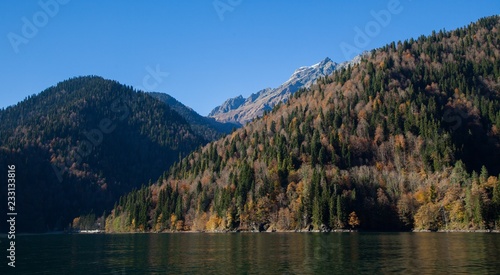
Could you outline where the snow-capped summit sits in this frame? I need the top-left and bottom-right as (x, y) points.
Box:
(209, 56), (362, 125)
(283, 57), (338, 88)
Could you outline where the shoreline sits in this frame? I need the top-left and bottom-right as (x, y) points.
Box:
(101, 228), (500, 234)
(2, 229), (499, 237)
(413, 229), (500, 233)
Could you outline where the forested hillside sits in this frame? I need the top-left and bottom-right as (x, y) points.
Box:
(149, 92), (237, 141)
(0, 76), (204, 232)
(106, 16), (500, 233)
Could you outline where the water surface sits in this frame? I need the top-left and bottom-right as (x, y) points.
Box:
(3, 232), (499, 274)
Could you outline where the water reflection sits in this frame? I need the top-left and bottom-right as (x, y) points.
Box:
(9, 232), (500, 274)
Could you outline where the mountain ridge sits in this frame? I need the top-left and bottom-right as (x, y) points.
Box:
(149, 92), (237, 141)
(208, 56), (363, 125)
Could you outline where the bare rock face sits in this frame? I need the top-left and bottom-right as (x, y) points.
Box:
(208, 56), (362, 125)
(208, 95), (246, 117)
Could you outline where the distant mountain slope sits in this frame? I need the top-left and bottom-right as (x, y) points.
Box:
(107, 16), (500, 233)
(0, 76), (204, 232)
(208, 95), (246, 118)
(208, 56), (361, 124)
(149, 92), (236, 141)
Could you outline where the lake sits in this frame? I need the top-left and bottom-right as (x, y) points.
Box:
(3, 232), (499, 274)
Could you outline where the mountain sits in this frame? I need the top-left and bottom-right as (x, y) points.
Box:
(208, 95), (246, 116)
(0, 76), (205, 232)
(106, 16), (500, 233)
(208, 56), (362, 125)
(149, 92), (237, 141)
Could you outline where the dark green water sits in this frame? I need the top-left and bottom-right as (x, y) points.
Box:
(2, 232), (499, 274)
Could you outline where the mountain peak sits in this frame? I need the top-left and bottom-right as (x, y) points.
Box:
(319, 57), (332, 65)
(286, 57), (338, 87)
(209, 56), (353, 124)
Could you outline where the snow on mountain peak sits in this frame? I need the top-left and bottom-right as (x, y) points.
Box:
(209, 55), (363, 124)
(285, 57), (337, 87)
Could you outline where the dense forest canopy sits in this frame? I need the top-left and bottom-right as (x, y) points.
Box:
(0, 76), (205, 232)
(106, 16), (500, 233)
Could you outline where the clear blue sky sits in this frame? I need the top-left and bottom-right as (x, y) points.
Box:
(1, 0), (499, 115)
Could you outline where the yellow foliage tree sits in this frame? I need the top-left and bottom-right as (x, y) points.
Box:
(170, 214), (177, 230)
(206, 214), (222, 231)
(414, 203), (441, 231)
(155, 213), (164, 232)
(348, 211), (360, 229)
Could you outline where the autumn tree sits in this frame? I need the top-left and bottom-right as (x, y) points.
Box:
(348, 211), (360, 229)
